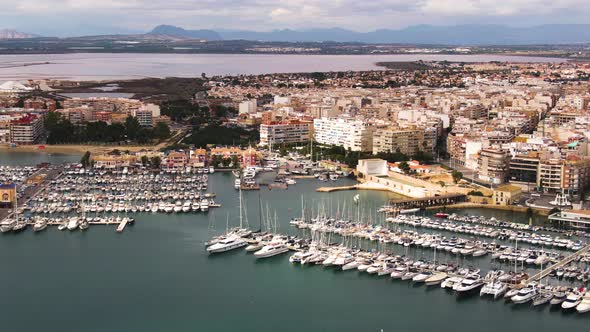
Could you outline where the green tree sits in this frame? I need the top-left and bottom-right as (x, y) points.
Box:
(221, 158), (231, 168)
(153, 121), (171, 140)
(125, 116), (142, 141)
(141, 156), (149, 167)
(80, 151), (91, 168)
(399, 161), (411, 174)
(452, 170), (463, 184)
(150, 156), (162, 169)
(230, 155), (239, 168)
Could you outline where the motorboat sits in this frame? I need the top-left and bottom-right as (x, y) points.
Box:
(511, 287), (537, 304)
(480, 282), (508, 300)
(79, 220), (89, 231)
(58, 219), (68, 231)
(67, 217), (79, 231)
(441, 276), (463, 289)
(254, 242), (289, 258)
(532, 292), (554, 306)
(455, 275), (484, 294)
(0, 219), (15, 233)
(562, 292), (583, 310)
(207, 236), (247, 254)
(550, 292), (567, 305)
(412, 271), (433, 283)
(425, 273), (448, 286)
(576, 294), (590, 313)
(342, 260), (362, 271)
(390, 266), (408, 279)
(33, 219), (48, 232)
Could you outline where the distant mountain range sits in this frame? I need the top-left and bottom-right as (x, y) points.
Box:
(149, 25), (222, 41)
(149, 24), (590, 45)
(0, 29), (37, 39)
(4, 24), (590, 45)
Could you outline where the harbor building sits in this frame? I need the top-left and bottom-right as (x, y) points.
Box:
(492, 184), (522, 205)
(0, 183), (16, 208)
(313, 117), (373, 152)
(549, 210), (590, 229)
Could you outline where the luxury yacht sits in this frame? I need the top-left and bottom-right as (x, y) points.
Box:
(0, 219), (15, 233)
(425, 273), (448, 286)
(254, 242), (289, 258)
(576, 293), (590, 313)
(480, 282), (508, 300)
(562, 292), (583, 310)
(207, 236), (247, 254)
(455, 275), (484, 294)
(67, 217), (79, 231)
(532, 292), (554, 306)
(550, 292), (567, 306)
(511, 287), (537, 304)
(412, 271), (433, 283)
(441, 276), (463, 289)
(33, 219), (48, 232)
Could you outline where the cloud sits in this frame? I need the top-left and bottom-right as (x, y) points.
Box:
(1, 0), (590, 35)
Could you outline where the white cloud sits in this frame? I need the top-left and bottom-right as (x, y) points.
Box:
(1, 0), (590, 34)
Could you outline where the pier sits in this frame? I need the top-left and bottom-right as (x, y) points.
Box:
(525, 243), (590, 284)
(389, 194), (467, 209)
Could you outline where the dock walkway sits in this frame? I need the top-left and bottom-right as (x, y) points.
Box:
(525, 243), (590, 284)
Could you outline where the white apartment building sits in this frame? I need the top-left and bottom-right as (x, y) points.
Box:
(9, 114), (44, 144)
(313, 117), (373, 152)
(239, 99), (257, 114)
(259, 121), (311, 146)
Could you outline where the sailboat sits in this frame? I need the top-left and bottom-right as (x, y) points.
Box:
(353, 194), (360, 204)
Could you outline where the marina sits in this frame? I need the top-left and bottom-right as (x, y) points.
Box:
(1, 153), (590, 331)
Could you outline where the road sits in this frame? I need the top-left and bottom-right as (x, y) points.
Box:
(0, 165), (64, 222)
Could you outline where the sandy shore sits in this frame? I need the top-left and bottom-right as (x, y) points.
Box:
(0, 144), (162, 155)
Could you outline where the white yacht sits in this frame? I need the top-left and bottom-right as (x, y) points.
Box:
(33, 219), (48, 232)
(67, 217), (79, 231)
(412, 271), (433, 283)
(234, 179), (241, 189)
(576, 293), (590, 313)
(562, 292), (583, 310)
(200, 199), (209, 212)
(254, 242), (289, 258)
(441, 276), (463, 289)
(480, 282), (508, 300)
(0, 219), (15, 233)
(455, 276), (484, 294)
(206, 236), (247, 254)
(511, 287), (537, 304)
(425, 273), (448, 286)
(209, 166), (215, 173)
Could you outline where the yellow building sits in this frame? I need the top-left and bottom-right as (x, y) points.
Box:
(0, 183), (17, 207)
(492, 184), (523, 205)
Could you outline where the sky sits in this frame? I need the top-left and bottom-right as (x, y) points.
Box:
(1, 0), (590, 36)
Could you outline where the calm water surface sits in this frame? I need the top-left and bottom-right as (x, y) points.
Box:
(1, 153), (587, 332)
(0, 53), (565, 81)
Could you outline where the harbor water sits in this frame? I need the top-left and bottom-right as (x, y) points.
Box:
(1, 153), (588, 331)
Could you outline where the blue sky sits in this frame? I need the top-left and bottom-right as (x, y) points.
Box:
(1, 0), (589, 36)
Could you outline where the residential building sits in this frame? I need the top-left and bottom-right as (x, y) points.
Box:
(313, 117), (373, 151)
(259, 120), (311, 147)
(478, 149), (510, 184)
(238, 99), (257, 114)
(9, 114), (44, 144)
(372, 126), (436, 156)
